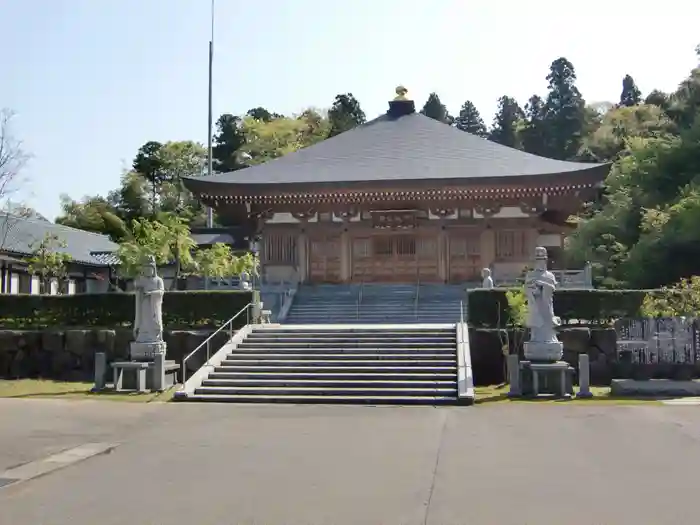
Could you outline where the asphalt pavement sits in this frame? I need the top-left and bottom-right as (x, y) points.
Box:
(2, 399), (700, 525)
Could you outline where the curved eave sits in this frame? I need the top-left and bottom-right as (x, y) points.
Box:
(183, 162), (611, 199)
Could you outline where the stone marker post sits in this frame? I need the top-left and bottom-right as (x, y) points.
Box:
(577, 354), (593, 398)
(93, 352), (107, 391)
(507, 354), (521, 397)
(153, 352), (166, 392)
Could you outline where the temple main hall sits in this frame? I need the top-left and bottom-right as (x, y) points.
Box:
(184, 89), (608, 286)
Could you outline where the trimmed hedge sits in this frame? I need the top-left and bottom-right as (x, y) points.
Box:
(0, 290), (257, 329)
(467, 288), (650, 328)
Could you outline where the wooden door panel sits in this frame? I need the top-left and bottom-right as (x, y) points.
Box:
(449, 233), (481, 282)
(309, 235), (341, 283)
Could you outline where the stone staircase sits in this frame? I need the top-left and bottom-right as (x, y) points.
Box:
(178, 324), (461, 404)
(284, 284), (465, 324)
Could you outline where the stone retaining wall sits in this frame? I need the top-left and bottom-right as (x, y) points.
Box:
(3, 327), (698, 386)
(0, 329), (230, 382)
(469, 327), (700, 386)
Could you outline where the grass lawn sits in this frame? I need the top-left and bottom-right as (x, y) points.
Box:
(0, 379), (176, 403)
(474, 384), (664, 405)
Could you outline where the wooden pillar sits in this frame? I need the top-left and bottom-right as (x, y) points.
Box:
(340, 230), (351, 282)
(438, 229), (448, 282)
(297, 231), (308, 284)
(527, 228), (539, 257)
(480, 228), (496, 269)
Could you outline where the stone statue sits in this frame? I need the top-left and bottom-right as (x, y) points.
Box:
(130, 256), (167, 361)
(481, 268), (494, 289)
(523, 247), (563, 361)
(239, 270), (251, 291)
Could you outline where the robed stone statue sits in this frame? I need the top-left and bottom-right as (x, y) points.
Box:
(523, 247), (563, 361)
(481, 268), (494, 289)
(130, 256), (167, 360)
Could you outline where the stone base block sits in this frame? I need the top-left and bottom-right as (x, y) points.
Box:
(611, 379), (700, 397)
(523, 341), (563, 362)
(520, 360), (574, 398)
(112, 360), (180, 392)
(130, 341), (167, 361)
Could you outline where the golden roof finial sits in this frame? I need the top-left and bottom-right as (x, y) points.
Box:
(394, 85), (409, 101)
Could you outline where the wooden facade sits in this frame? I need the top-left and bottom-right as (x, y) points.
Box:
(255, 205), (574, 284)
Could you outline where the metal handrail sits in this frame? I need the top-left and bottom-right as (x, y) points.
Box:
(460, 300), (464, 324)
(181, 302), (253, 384)
(357, 281), (364, 319)
(414, 279), (420, 319)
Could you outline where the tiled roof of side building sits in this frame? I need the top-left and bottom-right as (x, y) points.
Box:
(183, 111), (609, 190)
(0, 213), (119, 266)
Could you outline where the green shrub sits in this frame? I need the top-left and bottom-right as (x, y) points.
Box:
(467, 288), (651, 327)
(0, 290), (257, 329)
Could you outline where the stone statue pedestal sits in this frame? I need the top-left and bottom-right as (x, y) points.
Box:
(520, 360), (574, 398)
(523, 340), (563, 362)
(130, 341), (167, 362)
(508, 355), (573, 398)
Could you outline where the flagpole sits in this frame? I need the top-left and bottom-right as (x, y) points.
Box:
(206, 0), (215, 228)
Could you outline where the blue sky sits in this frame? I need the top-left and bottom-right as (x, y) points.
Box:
(2, 0), (699, 220)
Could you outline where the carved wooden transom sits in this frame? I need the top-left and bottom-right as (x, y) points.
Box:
(474, 204), (502, 217)
(291, 209), (317, 221)
(519, 202), (545, 216)
(428, 208), (456, 218)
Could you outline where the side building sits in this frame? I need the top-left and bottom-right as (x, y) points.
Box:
(0, 213), (118, 294)
(184, 89), (609, 288)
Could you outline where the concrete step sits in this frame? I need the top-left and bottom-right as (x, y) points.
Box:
(201, 378), (457, 388)
(208, 371), (457, 380)
(229, 348), (455, 355)
(223, 353), (455, 361)
(182, 394), (457, 404)
(238, 342), (455, 349)
(245, 337), (455, 344)
(218, 359), (457, 367)
(250, 330), (455, 337)
(194, 386), (456, 396)
(212, 360), (457, 375)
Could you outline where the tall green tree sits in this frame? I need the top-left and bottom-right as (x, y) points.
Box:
(453, 100), (487, 136)
(240, 110), (330, 165)
(327, 93), (366, 137)
(566, 53), (700, 289)
(542, 57), (586, 160)
(579, 104), (676, 161)
(108, 171), (150, 224)
(132, 141), (167, 216)
(420, 93), (451, 123)
(489, 96), (524, 148)
(520, 95), (548, 156)
(55, 194), (129, 241)
(666, 47), (700, 129)
(212, 114), (247, 173)
(246, 107), (283, 122)
(619, 74), (642, 107)
(644, 89), (670, 111)
(157, 141), (207, 224)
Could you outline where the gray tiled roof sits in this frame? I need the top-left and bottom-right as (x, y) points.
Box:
(0, 214), (119, 266)
(184, 112), (608, 188)
(191, 232), (236, 245)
